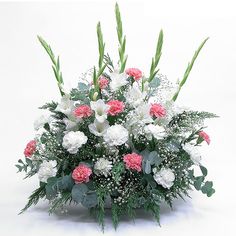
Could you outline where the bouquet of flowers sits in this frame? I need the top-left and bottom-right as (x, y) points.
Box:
(16, 3), (216, 230)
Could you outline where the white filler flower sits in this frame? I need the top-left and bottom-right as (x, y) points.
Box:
(103, 124), (128, 146)
(144, 124), (166, 140)
(109, 71), (128, 91)
(55, 94), (74, 116)
(38, 160), (57, 183)
(90, 99), (110, 123)
(89, 119), (110, 136)
(62, 131), (88, 154)
(94, 158), (112, 177)
(153, 167), (175, 189)
(182, 143), (201, 165)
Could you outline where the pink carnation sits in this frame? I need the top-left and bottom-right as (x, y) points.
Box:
(24, 140), (36, 157)
(74, 105), (92, 118)
(123, 153), (143, 172)
(72, 164), (92, 184)
(125, 68), (143, 81)
(107, 100), (125, 116)
(98, 76), (109, 89)
(199, 131), (211, 145)
(150, 103), (166, 118)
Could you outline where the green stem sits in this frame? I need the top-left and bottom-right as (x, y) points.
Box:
(172, 38), (209, 101)
(37, 36), (65, 96)
(115, 3), (128, 73)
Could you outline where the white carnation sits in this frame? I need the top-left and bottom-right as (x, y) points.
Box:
(94, 158), (112, 177)
(109, 71), (128, 91)
(62, 131), (88, 154)
(182, 143), (201, 165)
(153, 167), (175, 189)
(144, 124), (166, 140)
(38, 160), (57, 183)
(103, 124), (128, 146)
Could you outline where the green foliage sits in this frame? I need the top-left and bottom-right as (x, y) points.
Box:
(37, 36), (64, 96)
(39, 101), (58, 111)
(141, 150), (162, 174)
(149, 30), (163, 82)
(104, 53), (114, 72)
(45, 175), (74, 200)
(19, 183), (46, 214)
(115, 3), (128, 72)
(49, 191), (72, 214)
(72, 184), (98, 208)
(172, 38), (209, 101)
(70, 82), (90, 103)
(112, 162), (125, 183)
(168, 111), (218, 134)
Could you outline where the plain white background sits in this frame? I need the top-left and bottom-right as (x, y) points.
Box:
(0, 0), (236, 235)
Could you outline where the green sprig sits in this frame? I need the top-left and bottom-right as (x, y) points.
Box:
(93, 22), (106, 94)
(115, 3), (128, 73)
(172, 38), (209, 101)
(37, 36), (64, 96)
(149, 29), (163, 82)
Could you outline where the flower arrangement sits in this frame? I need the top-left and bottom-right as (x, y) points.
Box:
(16, 3), (217, 230)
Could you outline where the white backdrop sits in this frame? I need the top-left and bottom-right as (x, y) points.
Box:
(0, 0), (236, 235)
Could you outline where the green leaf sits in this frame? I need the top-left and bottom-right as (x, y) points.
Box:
(71, 184), (88, 203)
(201, 181), (215, 197)
(112, 162), (125, 183)
(172, 38), (209, 101)
(200, 165), (208, 177)
(78, 82), (89, 91)
(37, 35), (64, 96)
(81, 191), (98, 208)
(115, 3), (128, 72)
(45, 177), (58, 200)
(149, 76), (161, 88)
(194, 176), (205, 190)
(58, 174), (74, 191)
(149, 30), (163, 82)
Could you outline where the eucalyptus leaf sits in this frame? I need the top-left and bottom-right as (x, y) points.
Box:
(81, 192), (98, 208)
(72, 184), (88, 203)
(149, 77), (160, 88)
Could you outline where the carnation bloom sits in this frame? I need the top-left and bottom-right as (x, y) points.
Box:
(38, 160), (57, 183)
(24, 140), (36, 157)
(125, 68), (143, 81)
(199, 131), (210, 145)
(182, 143), (201, 165)
(98, 76), (109, 89)
(150, 103), (166, 118)
(153, 167), (175, 189)
(103, 124), (128, 146)
(107, 100), (125, 116)
(73, 105), (92, 118)
(123, 153), (142, 172)
(62, 131), (88, 154)
(72, 164), (92, 184)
